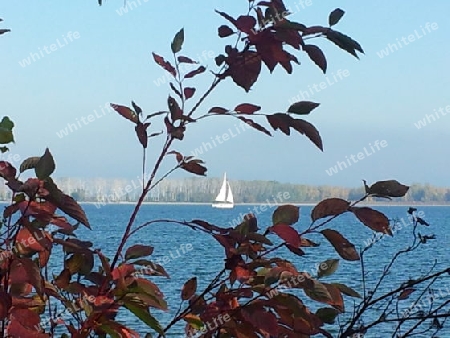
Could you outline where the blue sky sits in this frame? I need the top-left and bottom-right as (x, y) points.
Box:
(1, 0), (449, 187)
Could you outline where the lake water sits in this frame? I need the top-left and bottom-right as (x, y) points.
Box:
(46, 204), (450, 337)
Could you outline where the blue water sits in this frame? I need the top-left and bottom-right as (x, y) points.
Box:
(49, 204), (450, 337)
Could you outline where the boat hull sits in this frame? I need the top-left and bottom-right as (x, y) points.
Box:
(212, 202), (234, 209)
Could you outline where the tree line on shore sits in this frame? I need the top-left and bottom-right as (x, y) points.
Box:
(0, 177), (444, 204)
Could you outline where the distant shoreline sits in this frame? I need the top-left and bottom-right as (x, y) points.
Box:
(0, 201), (448, 207)
(77, 201), (450, 207)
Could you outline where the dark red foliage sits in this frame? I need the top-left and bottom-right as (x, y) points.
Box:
(0, 1), (375, 337)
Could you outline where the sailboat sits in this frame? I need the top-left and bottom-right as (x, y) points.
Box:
(212, 173), (234, 209)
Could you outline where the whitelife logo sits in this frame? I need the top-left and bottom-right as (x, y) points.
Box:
(325, 140), (388, 176)
(18, 31), (81, 68)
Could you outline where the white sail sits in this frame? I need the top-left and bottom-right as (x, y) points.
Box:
(212, 173), (234, 208)
(226, 182), (234, 203)
(215, 173), (228, 202)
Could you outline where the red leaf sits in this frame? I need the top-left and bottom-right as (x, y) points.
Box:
(234, 266), (252, 283)
(178, 56), (198, 64)
(170, 82), (182, 98)
(181, 160), (207, 176)
(303, 25), (328, 36)
(351, 207), (392, 235)
(321, 229), (360, 261)
(184, 66), (206, 79)
(135, 122), (149, 148)
(234, 103), (261, 114)
(235, 15), (256, 33)
(311, 198), (350, 222)
(285, 244), (305, 256)
(242, 307), (279, 336)
(171, 126), (186, 140)
(16, 228), (51, 253)
(110, 103), (139, 124)
(17, 200), (56, 220)
(181, 277), (197, 300)
(7, 308), (49, 338)
(213, 234), (235, 252)
(208, 107), (229, 114)
(167, 150), (183, 163)
(164, 116), (186, 140)
(218, 25), (234, 37)
(323, 283), (345, 312)
(237, 116), (271, 136)
(0, 161), (16, 180)
(291, 118), (323, 151)
(168, 96), (183, 121)
(152, 52), (176, 77)
(288, 101), (320, 115)
(215, 10), (237, 27)
(267, 113), (291, 135)
(303, 45), (327, 73)
(55, 268), (71, 289)
(184, 87), (196, 100)
(131, 101), (142, 115)
(325, 30), (364, 58)
(10, 258), (44, 296)
(0, 291), (11, 320)
(399, 288), (416, 300)
(111, 263), (135, 281)
(191, 219), (229, 233)
(254, 32), (284, 72)
(225, 50), (262, 92)
(44, 180), (90, 229)
(274, 28), (303, 50)
(269, 224), (300, 247)
(329, 8), (345, 26)
(365, 180), (410, 198)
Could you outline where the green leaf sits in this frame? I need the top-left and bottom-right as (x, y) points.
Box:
(35, 148), (55, 179)
(316, 307), (340, 324)
(20, 156), (41, 173)
(317, 259), (339, 279)
(0, 116), (14, 132)
(128, 279), (168, 311)
(264, 267), (282, 287)
(171, 28), (184, 54)
(329, 8), (345, 26)
(272, 205), (299, 225)
(304, 280), (332, 303)
(272, 294), (305, 317)
(0, 147), (8, 153)
(0, 117), (14, 144)
(124, 301), (165, 335)
(331, 283), (362, 298)
(183, 313), (204, 330)
(125, 244), (154, 261)
(246, 232), (273, 245)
